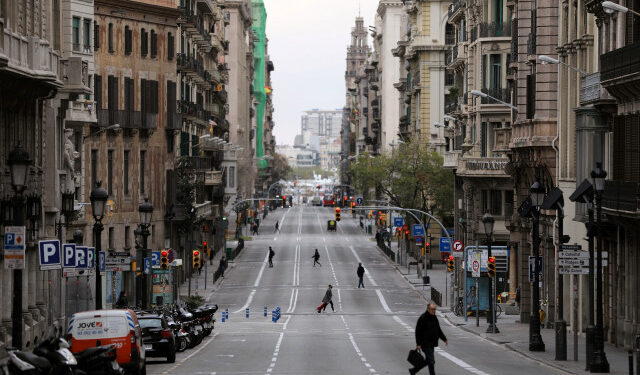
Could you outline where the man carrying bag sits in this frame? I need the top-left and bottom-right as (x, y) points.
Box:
(409, 302), (448, 375)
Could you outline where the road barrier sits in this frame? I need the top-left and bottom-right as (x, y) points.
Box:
(272, 307), (281, 323)
(376, 237), (396, 262)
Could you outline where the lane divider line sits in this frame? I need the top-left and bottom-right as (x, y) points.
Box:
(349, 245), (378, 287)
(253, 252), (269, 287)
(324, 244), (339, 287)
(233, 289), (256, 313)
(264, 331), (284, 375)
(161, 332), (219, 375)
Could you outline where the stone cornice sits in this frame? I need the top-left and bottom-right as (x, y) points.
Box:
(377, 1), (404, 17)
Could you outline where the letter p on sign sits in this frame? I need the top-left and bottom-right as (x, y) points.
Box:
(39, 240), (61, 270)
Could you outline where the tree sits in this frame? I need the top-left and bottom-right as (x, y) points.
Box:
(270, 153), (292, 182)
(175, 156), (204, 236)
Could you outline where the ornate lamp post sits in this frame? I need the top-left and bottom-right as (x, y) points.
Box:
(590, 162), (609, 372)
(7, 144), (32, 349)
(482, 213), (498, 333)
(90, 182), (108, 310)
(529, 180), (546, 351)
(139, 198), (153, 309)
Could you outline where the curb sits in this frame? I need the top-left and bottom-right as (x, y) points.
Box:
(375, 244), (432, 305)
(441, 313), (576, 375)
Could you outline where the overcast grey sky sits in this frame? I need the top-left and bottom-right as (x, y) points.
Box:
(265, 0), (379, 146)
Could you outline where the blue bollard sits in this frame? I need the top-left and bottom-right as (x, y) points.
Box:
(264, 306), (268, 317)
(225, 308), (229, 321)
(246, 307), (249, 319)
(222, 312), (226, 323)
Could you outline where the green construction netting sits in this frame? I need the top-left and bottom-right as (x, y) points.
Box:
(253, 0), (268, 169)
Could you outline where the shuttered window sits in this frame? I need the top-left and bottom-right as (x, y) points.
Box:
(150, 30), (157, 58)
(481, 122), (487, 157)
(526, 74), (535, 119)
(168, 32), (175, 60)
(94, 21), (99, 50)
(94, 74), (102, 109)
(141, 28), (148, 57)
(125, 26), (132, 55)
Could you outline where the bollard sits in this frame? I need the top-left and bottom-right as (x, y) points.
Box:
(264, 306), (268, 317)
(226, 308), (229, 321)
(222, 312), (226, 323)
(272, 310), (276, 323)
(246, 307), (249, 319)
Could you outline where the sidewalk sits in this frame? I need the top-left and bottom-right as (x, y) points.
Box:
(373, 237), (634, 375)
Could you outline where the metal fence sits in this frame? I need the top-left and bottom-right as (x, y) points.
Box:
(376, 237), (395, 262)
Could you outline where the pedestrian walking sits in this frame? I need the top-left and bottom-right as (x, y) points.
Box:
(357, 263), (365, 288)
(312, 249), (321, 267)
(268, 246), (275, 268)
(410, 302), (448, 375)
(274, 221), (280, 233)
(219, 256), (227, 278)
(316, 285), (334, 313)
(115, 291), (128, 308)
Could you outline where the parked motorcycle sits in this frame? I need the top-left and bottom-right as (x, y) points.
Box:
(6, 337), (76, 374)
(74, 345), (123, 375)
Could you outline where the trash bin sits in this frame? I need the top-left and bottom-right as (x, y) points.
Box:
(367, 225), (372, 234)
(226, 240), (238, 261)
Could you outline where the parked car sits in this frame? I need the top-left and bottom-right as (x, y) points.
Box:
(67, 309), (146, 375)
(137, 313), (176, 363)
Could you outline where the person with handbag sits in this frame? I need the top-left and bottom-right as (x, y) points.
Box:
(410, 302), (448, 375)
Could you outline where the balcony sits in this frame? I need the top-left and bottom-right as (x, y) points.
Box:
(448, 0), (466, 23)
(204, 170), (222, 186)
(602, 180), (640, 214)
(196, 0), (214, 14)
(446, 44), (466, 69)
(600, 42), (640, 101)
(479, 88), (511, 106)
(59, 57), (90, 94)
(444, 152), (459, 169)
(177, 100), (211, 125)
(66, 100), (97, 124)
(580, 72), (615, 107)
(0, 25), (62, 88)
(478, 21), (512, 38)
(166, 111), (182, 131)
(187, 156), (213, 170)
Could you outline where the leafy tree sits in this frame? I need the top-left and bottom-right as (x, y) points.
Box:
(270, 153), (292, 182)
(175, 156), (204, 235)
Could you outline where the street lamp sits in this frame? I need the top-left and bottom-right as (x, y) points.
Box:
(529, 179), (545, 352)
(138, 198), (153, 309)
(590, 162), (609, 372)
(482, 213), (498, 333)
(602, 0), (640, 16)
(7, 144), (32, 349)
(538, 55), (589, 76)
(90, 181), (108, 310)
(470, 89), (518, 111)
(82, 124), (120, 142)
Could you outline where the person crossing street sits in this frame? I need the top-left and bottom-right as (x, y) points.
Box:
(312, 249), (321, 267)
(357, 263), (365, 288)
(316, 285), (334, 313)
(268, 246), (275, 268)
(410, 302), (448, 375)
(274, 220), (280, 233)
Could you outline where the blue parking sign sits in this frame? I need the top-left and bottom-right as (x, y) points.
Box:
(63, 244), (76, 268)
(99, 251), (106, 273)
(38, 240), (61, 270)
(144, 258), (151, 275)
(76, 246), (88, 268)
(151, 251), (160, 267)
(87, 247), (95, 269)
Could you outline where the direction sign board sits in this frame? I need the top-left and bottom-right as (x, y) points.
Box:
(63, 244), (77, 268)
(471, 251), (482, 278)
(439, 237), (451, 253)
(529, 256), (543, 282)
(559, 251), (589, 259)
(393, 217), (404, 227)
(4, 226), (26, 269)
(560, 244), (582, 251)
(151, 251), (160, 268)
(452, 240), (464, 252)
(39, 240), (61, 270)
(559, 267), (590, 275)
(412, 224), (425, 237)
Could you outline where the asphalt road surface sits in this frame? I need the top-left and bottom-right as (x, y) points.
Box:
(148, 205), (566, 375)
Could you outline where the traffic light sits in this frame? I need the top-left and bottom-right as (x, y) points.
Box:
(447, 255), (454, 272)
(203, 241), (210, 258)
(335, 207), (341, 221)
(487, 256), (496, 278)
(160, 250), (169, 270)
(282, 195), (287, 207)
(193, 250), (201, 269)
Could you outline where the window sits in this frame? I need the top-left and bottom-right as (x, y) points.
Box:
(490, 54), (502, 91)
(124, 150), (130, 195)
(229, 166), (235, 188)
(141, 28), (148, 57)
(91, 149), (98, 189)
(140, 79), (159, 115)
(94, 74), (102, 109)
(526, 74), (536, 119)
(72, 17), (80, 51)
(150, 30), (157, 58)
(124, 26), (132, 55)
(108, 23), (114, 52)
(140, 150), (146, 195)
(481, 190), (489, 213)
(168, 32), (174, 60)
(107, 150), (114, 195)
(53, 0), (61, 51)
(491, 190), (503, 216)
(108, 227), (115, 249)
(481, 122), (487, 157)
(494, 0), (503, 32)
(83, 19), (91, 52)
(125, 226), (131, 249)
(107, 75), (118, 123)
(94, 21), (99, 50)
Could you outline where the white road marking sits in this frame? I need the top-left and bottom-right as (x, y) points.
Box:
(233, 289), (256, 313)
(254, 252), (269, 287)
(161, 332), (219, 375)
(349, 245), (378, 287)
(375, 289), (392, 313)
(263, 332), (285, 375)
(324, 245), (339, 286)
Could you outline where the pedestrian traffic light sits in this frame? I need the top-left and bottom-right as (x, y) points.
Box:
(193, 250), (201, 269)
(351, 201), (356, 208)
(447, 255), (454, 272)
(488, 256), (496, 278)
(202, 241), (209, 258)
(160, 250), (169, 270)
(335, 207), (341, 221)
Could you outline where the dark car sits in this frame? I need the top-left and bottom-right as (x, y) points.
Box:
(138, 314), (176, 363)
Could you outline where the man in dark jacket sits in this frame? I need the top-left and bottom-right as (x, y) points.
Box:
(268, 246), (275, 267)
(357, 263), (365, 288)
(411, 302), (448, 375)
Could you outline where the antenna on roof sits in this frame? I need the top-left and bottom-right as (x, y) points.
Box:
(359, 0), (361, 17)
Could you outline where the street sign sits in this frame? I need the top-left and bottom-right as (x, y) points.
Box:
(439, 237), (451, 253)
(471, 251), (481, 277)
(4, 226), (26, 269)
(560, 244), (582, 251)
(393, 217), (404, 227)
(356, 197), (363, 205)
(38, 240), (61, 270)
(99, 251), (106, 273)
(167, 249), (175, 263)
(63, 244), (77, 268)
(109, 251), (131, 257)
(87, 247), (95, 269)
(415, 236), (423, 245)
(528, 256), (543, 282)
(412, 224), (425, 237)
(76, 246), (88, 269)
(465, 246), (509, 270)
(559, 267), (590, 275)
(560, 251), (607, 259)
(151, 251), (160, 268)
(452, 240), (464, 252)
(144, 258), (151, 275)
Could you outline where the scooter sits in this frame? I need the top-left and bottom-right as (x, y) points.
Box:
(74, 345), (123, 375)
(6, 336), (77, 374)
